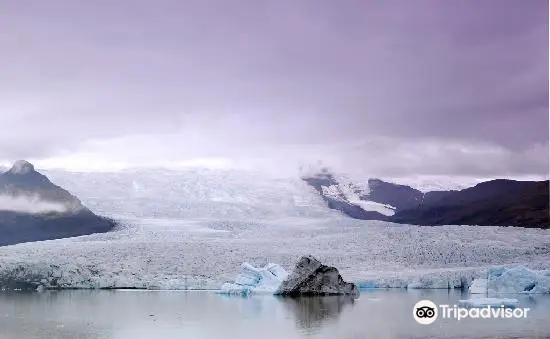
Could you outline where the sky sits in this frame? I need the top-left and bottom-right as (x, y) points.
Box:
(1, 0), (548, 179)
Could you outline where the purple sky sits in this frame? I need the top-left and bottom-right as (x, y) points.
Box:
(1, 0), (548, 178)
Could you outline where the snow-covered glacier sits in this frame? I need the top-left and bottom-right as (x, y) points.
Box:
(0, 168), (548, 290)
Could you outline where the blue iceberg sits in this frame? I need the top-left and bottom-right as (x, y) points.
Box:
(469, 266), (550, 295)
(218, 262), (289, 295)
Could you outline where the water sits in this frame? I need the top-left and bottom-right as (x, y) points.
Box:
(0, 289), (549, 339)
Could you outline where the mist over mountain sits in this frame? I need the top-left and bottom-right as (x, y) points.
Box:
(0, 160), (116, 246)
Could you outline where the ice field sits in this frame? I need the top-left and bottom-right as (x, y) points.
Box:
(0, 168), (549, 290)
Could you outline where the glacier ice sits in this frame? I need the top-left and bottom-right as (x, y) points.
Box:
(458, 297), (519, 309)
(0, 168), (547, 290)
(0, 219), (548, 290)
(357, 269), (477, 290)
(219, 262), (289, 295)
(468, 278), (488, 294)
(487, 267), (550, 294)
(468, 267), (550, 295)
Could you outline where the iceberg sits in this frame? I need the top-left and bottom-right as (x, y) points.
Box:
(219, 257), (359, 296)
(489, 267), (550, 294)
(219, 262), (289, 295)
(468, 278), (488, 294)
(468, 267), (550, 295)
(458, 297), (519, 309)
(486, 267), (550, 294)
(275, 256), (359, 296)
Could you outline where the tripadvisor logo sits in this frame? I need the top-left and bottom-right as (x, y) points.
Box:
(413, 300), (438, 324)
(413, 300), (530, 325)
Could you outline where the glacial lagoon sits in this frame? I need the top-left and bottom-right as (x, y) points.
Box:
(1, 289), (549, 339)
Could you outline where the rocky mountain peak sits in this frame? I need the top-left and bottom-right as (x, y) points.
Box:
(7, 160), (35, 175)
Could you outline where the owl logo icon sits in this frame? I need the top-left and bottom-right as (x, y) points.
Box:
(413, 300), (438, 324)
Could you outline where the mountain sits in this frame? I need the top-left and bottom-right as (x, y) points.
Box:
(302, 168), (396, 220)
(391, 179), (549, 228)
(302, 170), (549, 228)
(366, 178), (424, 211)
(0, 160), (116, 246)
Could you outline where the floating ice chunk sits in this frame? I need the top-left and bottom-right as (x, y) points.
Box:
(487, 266), (550, 294)
(218, 262), (289, 295)
(458, 297), (519, 309)
(469, 278), (488, 294)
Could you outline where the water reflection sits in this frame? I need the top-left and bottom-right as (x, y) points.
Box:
(279, 295), (355, 332)
(0, 290), (548, 339)
(0, 290), (112, 339)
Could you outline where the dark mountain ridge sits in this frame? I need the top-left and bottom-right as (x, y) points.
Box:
(303, 170), (549, 228)
(0, 160), (116, 246)
(391, 179), (549, 227)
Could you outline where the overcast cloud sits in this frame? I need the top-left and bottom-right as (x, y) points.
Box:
(0, 0), (548, 178)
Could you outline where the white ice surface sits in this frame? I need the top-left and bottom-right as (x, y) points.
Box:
(354, 200), (395, 217)
(458, 297), (519, 309)
(0, 169), (547, 290)
(469, 278), (488, 294)
(219, 262), (288, 295)
(486, 267), (550, 295)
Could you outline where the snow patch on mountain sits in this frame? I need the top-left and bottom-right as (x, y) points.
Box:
(337, 182), (395, 216)
(304, 170), (396, 217)
(8, 160), (35, 175)
(337, 181), (395, 216)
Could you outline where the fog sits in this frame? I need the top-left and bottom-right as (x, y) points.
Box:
(0, 194), (69, 214)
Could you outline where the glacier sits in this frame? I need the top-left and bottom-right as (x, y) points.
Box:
(0, 168), (547, 290)
(468, 267), (550, 295)
(468, 278), (488, 294)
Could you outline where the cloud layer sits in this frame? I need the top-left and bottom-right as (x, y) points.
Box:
(1, 0), (547, 177)
(0, 194), (69, 214)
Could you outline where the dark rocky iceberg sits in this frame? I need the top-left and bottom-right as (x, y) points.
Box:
(276, 256), (360, 297)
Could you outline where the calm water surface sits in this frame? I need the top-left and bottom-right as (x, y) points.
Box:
(0, 289), (549, 339)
